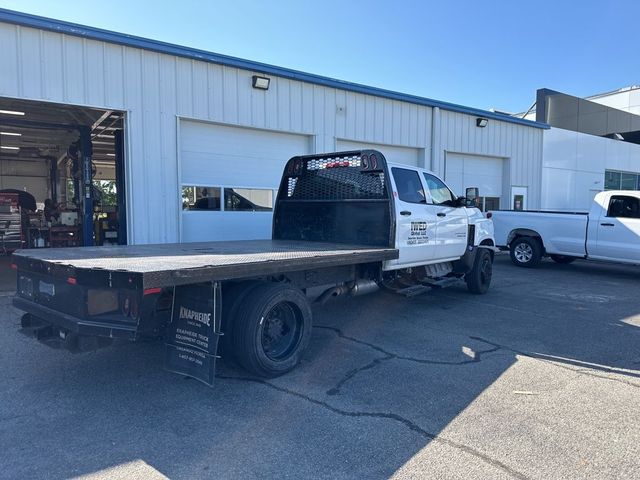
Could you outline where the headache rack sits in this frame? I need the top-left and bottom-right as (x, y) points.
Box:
(273, 150), (395, 248)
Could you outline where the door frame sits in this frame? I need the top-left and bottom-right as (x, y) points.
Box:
(510, 186), (528, 211)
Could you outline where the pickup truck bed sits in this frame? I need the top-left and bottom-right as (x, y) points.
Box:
(13, 240), (399, 289)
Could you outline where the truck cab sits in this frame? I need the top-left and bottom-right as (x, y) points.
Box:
(385, 162), (494, 270)
(585, 191), (640, 264)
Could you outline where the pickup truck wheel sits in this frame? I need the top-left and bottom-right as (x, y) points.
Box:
(465, 248), (493, 294)
(550, 254), (577, 264)
(233, 283), (312, 378)
(510, 237), (542, 268)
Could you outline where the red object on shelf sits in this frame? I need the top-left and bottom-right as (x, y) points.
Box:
(0, 193), (25, 252)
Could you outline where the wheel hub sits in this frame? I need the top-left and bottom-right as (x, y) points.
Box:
(514, 243), (533, 263)
(261, 302), (301, 361)
(265, 316), (285, 343)
(480, 257), (492, 284)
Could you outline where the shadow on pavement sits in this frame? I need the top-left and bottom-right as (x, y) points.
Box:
(0, 255), (638, 479)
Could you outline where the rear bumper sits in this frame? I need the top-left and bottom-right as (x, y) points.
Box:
(12, 296), (138, 340)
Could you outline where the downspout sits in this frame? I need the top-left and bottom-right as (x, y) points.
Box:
(430, 106), (440, 172)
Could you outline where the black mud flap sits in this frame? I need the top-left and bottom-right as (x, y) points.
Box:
(164, 282), (222, 387)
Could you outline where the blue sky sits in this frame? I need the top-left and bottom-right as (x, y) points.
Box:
(0, 0), (636, 113)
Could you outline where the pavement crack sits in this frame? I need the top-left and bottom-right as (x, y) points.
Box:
(316, 325), (502, 395)
(217, 374), (531, 480)
(0, 413), (30, 423)
(326, 354), (393, 396)
(314, 325), (391, 356)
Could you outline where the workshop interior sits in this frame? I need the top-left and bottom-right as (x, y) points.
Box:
(0, 97), (127, 260)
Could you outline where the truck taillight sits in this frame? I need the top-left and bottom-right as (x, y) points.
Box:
(360, 153), (379, 170)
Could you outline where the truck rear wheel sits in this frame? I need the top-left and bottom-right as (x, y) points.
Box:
(510, 236), (542, 268)
(232, 283), (312, 377)
(220, 281), (261, 358)
(465, 248), (493, 294)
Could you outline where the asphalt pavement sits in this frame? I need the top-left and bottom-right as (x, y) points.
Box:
(0, 254), (638, 479)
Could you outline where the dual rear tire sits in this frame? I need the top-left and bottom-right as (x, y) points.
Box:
(222, 282), (312, 378)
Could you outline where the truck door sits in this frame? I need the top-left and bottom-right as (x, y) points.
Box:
(591, 194), (640, 263)
(422, 173), (468, 260)
(389, 167), (439, 267)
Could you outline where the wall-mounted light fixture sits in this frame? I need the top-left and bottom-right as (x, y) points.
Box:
(476, 117), (488, 128)
(252, 75), (270, 90)
(0, 109), (25, 116)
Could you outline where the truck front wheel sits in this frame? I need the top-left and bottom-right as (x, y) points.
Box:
(510, 237), (542, 268)
(465, 248), (493, 294)
(232, 283), (312, 377)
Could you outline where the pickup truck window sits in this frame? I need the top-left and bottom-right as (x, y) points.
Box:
(607, 195), (640, 219)
(422, 173), (454, 205)
(392, 168), (425, 204)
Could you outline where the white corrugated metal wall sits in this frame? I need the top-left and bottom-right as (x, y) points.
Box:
(0, 21), (543, 244)
(436, 110), (543, 208)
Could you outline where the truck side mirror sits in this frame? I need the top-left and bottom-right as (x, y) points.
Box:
(465, 187), (480, 208)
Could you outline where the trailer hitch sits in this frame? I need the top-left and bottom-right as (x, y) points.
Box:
(20, 314), (112, 353)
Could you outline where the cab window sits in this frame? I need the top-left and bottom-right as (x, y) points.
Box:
(607, 195), (640, 219)
(392, 168), (426, 204)
(422, 173), (454, 205)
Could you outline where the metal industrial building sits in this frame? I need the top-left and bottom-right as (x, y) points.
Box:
(522, 87), (640, 211)
(0, 8), (546, 253)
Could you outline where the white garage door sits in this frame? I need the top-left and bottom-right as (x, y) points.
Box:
(180, 121), (311, 242)
(336, 140), (420, 166)
(445, 153), (504, 209)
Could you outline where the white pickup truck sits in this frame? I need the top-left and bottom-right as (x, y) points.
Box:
(491, 191), (640, 267)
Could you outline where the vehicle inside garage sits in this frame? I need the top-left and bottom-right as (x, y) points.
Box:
(0, 97), (126, 289)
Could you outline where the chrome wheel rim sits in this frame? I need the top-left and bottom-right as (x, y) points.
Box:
(514, 243), (533, 263)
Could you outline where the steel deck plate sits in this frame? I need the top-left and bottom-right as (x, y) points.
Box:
(14, 240), (398, 288)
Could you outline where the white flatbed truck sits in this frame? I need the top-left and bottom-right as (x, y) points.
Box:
(12, 150), (496, 385)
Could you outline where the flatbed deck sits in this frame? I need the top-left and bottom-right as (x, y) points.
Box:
(13, 240), (398, 289)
